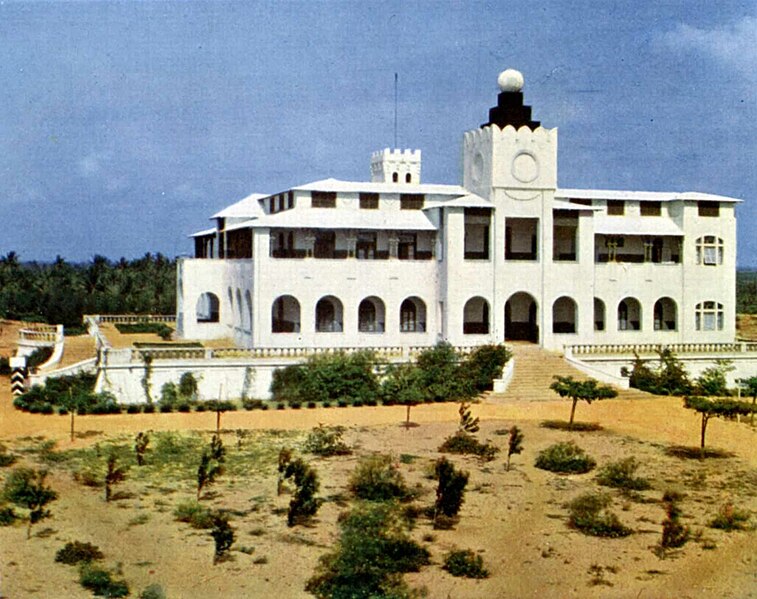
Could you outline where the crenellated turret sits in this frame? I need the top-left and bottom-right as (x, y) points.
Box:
(370, 148), (421, 184)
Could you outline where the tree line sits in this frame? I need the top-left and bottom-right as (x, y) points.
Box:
(0, 252), (176, 330)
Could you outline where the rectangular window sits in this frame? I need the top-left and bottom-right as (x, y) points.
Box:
(607, 200), (624, 216)
(698, 201), (719, 217)
(359, 193), (379, 209)
(400, 194), (424, 210)
(312, 191), (337, 208)
(287, 191), (294, 209)
(570, 198), (592, 206)
(398, 233), (417, 259)
(640, 201), (662, 216)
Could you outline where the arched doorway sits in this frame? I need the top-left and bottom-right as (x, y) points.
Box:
(505, 292), (538, 342)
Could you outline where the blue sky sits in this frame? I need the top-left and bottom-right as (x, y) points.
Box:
(1, 1), (755, 266)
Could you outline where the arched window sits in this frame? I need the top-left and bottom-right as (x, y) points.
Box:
(358, 297), (386, 333)
(196, 293), (220, 323)
(618, 297), (641, 331)
(316, 296), (344, 332)
(552, 296), (577, 334)
(392, 172), (399, 183)
(400, 297), (426, 332)
(405, 173), (412, 183)
(463, 297), (490, 334)
(654, 297), (677, 331)
(272, 296), (300, 333)
(695, 301), (723, 331)
(696, 236), (723, 265)
(594, 298), (605, 331)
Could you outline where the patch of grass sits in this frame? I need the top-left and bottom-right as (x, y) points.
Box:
(438, 431), (499, 461)
(139, 583), (167, 599)
(253, 556), (268, 565)
(567, 492), (632, 538)
(174, 500), (214, 529)
(541, 420), (603, 432)
(349, 454), (412, 502)
(709, 502), (751, 531)
(0, 506), (18, 526)
(535, 442), (596, 474)
(55, 541), (104, 565)
(596, 458), (651, 492)
(442, 549), (489, 579)
(304, 425), (351, 457)
(127, 513), (150, 527)
(78, 563), (129, 598)
(399, 454), (418, 464)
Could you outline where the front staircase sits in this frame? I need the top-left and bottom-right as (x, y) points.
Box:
(488, 343), (655, 402)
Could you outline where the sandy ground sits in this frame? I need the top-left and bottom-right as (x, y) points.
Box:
(0, 378), (755, 599)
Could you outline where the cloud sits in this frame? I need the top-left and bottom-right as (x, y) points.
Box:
(658, 16), (757, 80)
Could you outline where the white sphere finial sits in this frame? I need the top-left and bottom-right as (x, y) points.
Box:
(498, 69), (524, 92)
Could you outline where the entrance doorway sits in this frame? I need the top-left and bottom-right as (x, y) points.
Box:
(505, 292), (538, 342)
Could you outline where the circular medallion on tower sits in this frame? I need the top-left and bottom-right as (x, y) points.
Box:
(497, 69), (524, 92)
(512, 152), (539, 183)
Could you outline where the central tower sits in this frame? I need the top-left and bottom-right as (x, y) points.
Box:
(462, 69), (557, 202)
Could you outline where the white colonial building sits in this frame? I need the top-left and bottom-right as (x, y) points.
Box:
(177, 69), (739, 352)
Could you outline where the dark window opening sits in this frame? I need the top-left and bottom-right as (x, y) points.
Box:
(698, 201), (719, 217)
(312, 191), (337, 208)
(359, 193), (379, 210)
(640, 201), (662, 216)
(607, 200), (624, 216)
(400, 194), (424, 210)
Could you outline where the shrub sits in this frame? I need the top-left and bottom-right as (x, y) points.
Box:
(659, 490), (689, 552)
(176, 402), (192, 413)
(709, 501), (751, 531)
(115, 322), (173, 339)
(159, 403), (173, 413)
(211, 513), (235, 564)
(625, 349), (693, 396)
(349, 454), (411, 502)
(284, 458), (320, 526)
(104, 452), (127, 501)
(143, 404), (155, 414)
(535, 442), (596, 474)
(78, 564), (129, 598)
(139, 584), (167, 599)
(567, 492), (632, 538)
(3, 467), (57, 538)
(0, 506), (18, 526)
(290, 401), (302, 409)
(126, 404), (141, 414)
(506, 426), (524, 471)
(443, 549), (489, 579)
(242, 398), (264, 410)
(438, 431), (498, 461)
(304, 424), (351, 457)
(134, 432), (149, 466)
(0, 446), (17, 468)
(306, 501), (430, 599)
(174, 500), (215, 529)
(271, 351), (379, 405)
(55, 541), (104, 565)
(461, 344), (511, 392)
(596, 457), (651, 491)
(434, 457), (469, 527)
(307, 401), (317, 409)
(540, 419), (602, 432)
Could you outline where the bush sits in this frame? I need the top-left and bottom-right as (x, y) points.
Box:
(306, 501), (430, 599)
(0, 506), (17, 526)
(139, 584), (167, 599)
(461, 344), (511, 393)
(626, 349), (693, 396)
(443, 549), (489, 579)
(596, 457), (651, 491)
(709, 501), (751, 531)
(438, 431), (499, 461)
(0, 446), (17, 467)
(115, 322), (173, 340)
(174, 500), (215, 529)
(126, 404), (141, 414)
(143, 404), (155, 414)
(349, 454), (411, 502)
(271, 351), (379, 405)
(307, 401), (317, 409)
(304, 424), (351, 457)
(434, 457), (469, 526)
(659, 490), (690, 552)
(159, 404), (173, 413)
(78, 564), (129, 597)
(567, 492), (632, 538)
(176, 402), (192, 413)
(540, 420), (602, 432)
(535, 442), (596, 474)
(284, 458), (320, 526)
(211, 513), (235, 563)
(55, 541), (104, 565)
(242, 398), (264, 410)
